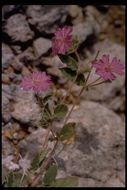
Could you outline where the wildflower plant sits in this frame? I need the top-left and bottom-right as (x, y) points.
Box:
(2, 26), (124, 187)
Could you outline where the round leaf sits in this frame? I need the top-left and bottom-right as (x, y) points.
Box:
(60, 67), (76, 81)
(43, 165), (58, 186)
(51, 176), (78, 187)
(59, 55), (78, 70)
(59, 122), (76, 144)
(54, 104), (68, 119)
(76, 73), (85, 86)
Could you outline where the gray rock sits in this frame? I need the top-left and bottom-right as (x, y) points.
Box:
(2, 43), (14, 69)
(2, 136), (14, 156)
(33, 38), (51, 56)
(73, 21), (100, 45)
(2, 85), (12, 123)
(4, 14), (34, 42)
(58, 101), (125, 187)
(67, 5), (84, 25)
(26, 5), (67, 34)
(18, 128), (54, 159)
(11, 58), (23, 71)
(11, 86), (40, 124)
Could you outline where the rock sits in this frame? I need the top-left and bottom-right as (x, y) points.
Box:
(11, 57), (23, 72)
(67, 5), (84, 24)
(107, 95), (125, 112)
(9, 73), (22, 83)
(11, 45), (22, 54)
(2, 74), (10, 84)
(18, 128), (53, 159)
(33, 38), (51, 56)
(21, 66), (31, 76)
(4, 14), (34, 42)
(11, 86), (40, 124)
(26, 5), (67, 34)
(57, 101), (125, 187)
(2, 85), (12, 123)
(73, 21), (100, 45)
(2, 136), (15, 156)
(2, 43), (14, 69)
(15, 47), (36, 66)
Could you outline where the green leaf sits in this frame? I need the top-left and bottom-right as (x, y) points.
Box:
(60, 67), (76, 81)
(60, 68), (85, 86)
(7, 172), (14, 187)
(51, 176), (78, 187)
(31, 150), (46, 171)
(59, 55), (78, 70)
(59, 122), (76, 144)
(54, 104), (68, 119)
(2, 166), (8, 185)
(43, 92), (53, 103)
(43, 165), (58, 186)
(76, 73), (85, 86)
(31, 153), (40, 171)
(67, 36), (79, 54)
(6, 172), (27, 187)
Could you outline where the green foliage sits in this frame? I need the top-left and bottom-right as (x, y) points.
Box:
(61, 67), (77, 81)
(51, 176), (78, 187)
(59, 54), (78, 70)
(59, 122), (76, 144)
(60, 67), (85, 86)
(30, 150), (47, 171)
(43, 92), (53, 104)
(54, 104), (68, 119)
(68, 36), (79, 54)
(76, 73), (85, 86)
(39, 103), (52, 128)
(2, 166), (8, 185)
(43, 164), (58, 186)
(5, 172), (28, 187)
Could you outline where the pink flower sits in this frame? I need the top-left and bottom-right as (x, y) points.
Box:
(20, 71), (52, 93)
(92, 54), (124, 81)
(52, 26), (73, 55)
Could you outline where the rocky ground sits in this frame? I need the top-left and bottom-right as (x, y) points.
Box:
(2, 5), (125, 187)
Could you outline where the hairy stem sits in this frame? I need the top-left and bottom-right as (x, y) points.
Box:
(28, 140), (58, 187)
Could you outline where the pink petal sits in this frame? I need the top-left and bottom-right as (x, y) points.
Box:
(101, 54), (110, 64)
(110, 57), (124, 75)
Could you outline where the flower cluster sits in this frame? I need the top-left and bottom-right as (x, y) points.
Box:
(92, 54), (124, 81)
(20, 26), (124, 93)
(20, 71), (51, 93)
(52, 26), (73, 55)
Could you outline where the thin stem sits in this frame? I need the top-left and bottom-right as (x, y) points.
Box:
(62, 50), (80, 103)
(63, 81), (87, 126)
(28, 140), (58, 187)
(89, 80), (107, 87)
(75, 50), (81, 63)
(85, 50), (100, 84)
(42, 128), (50, 149)
(63, 50), (100, 125)
(87, 76), (102, 86)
